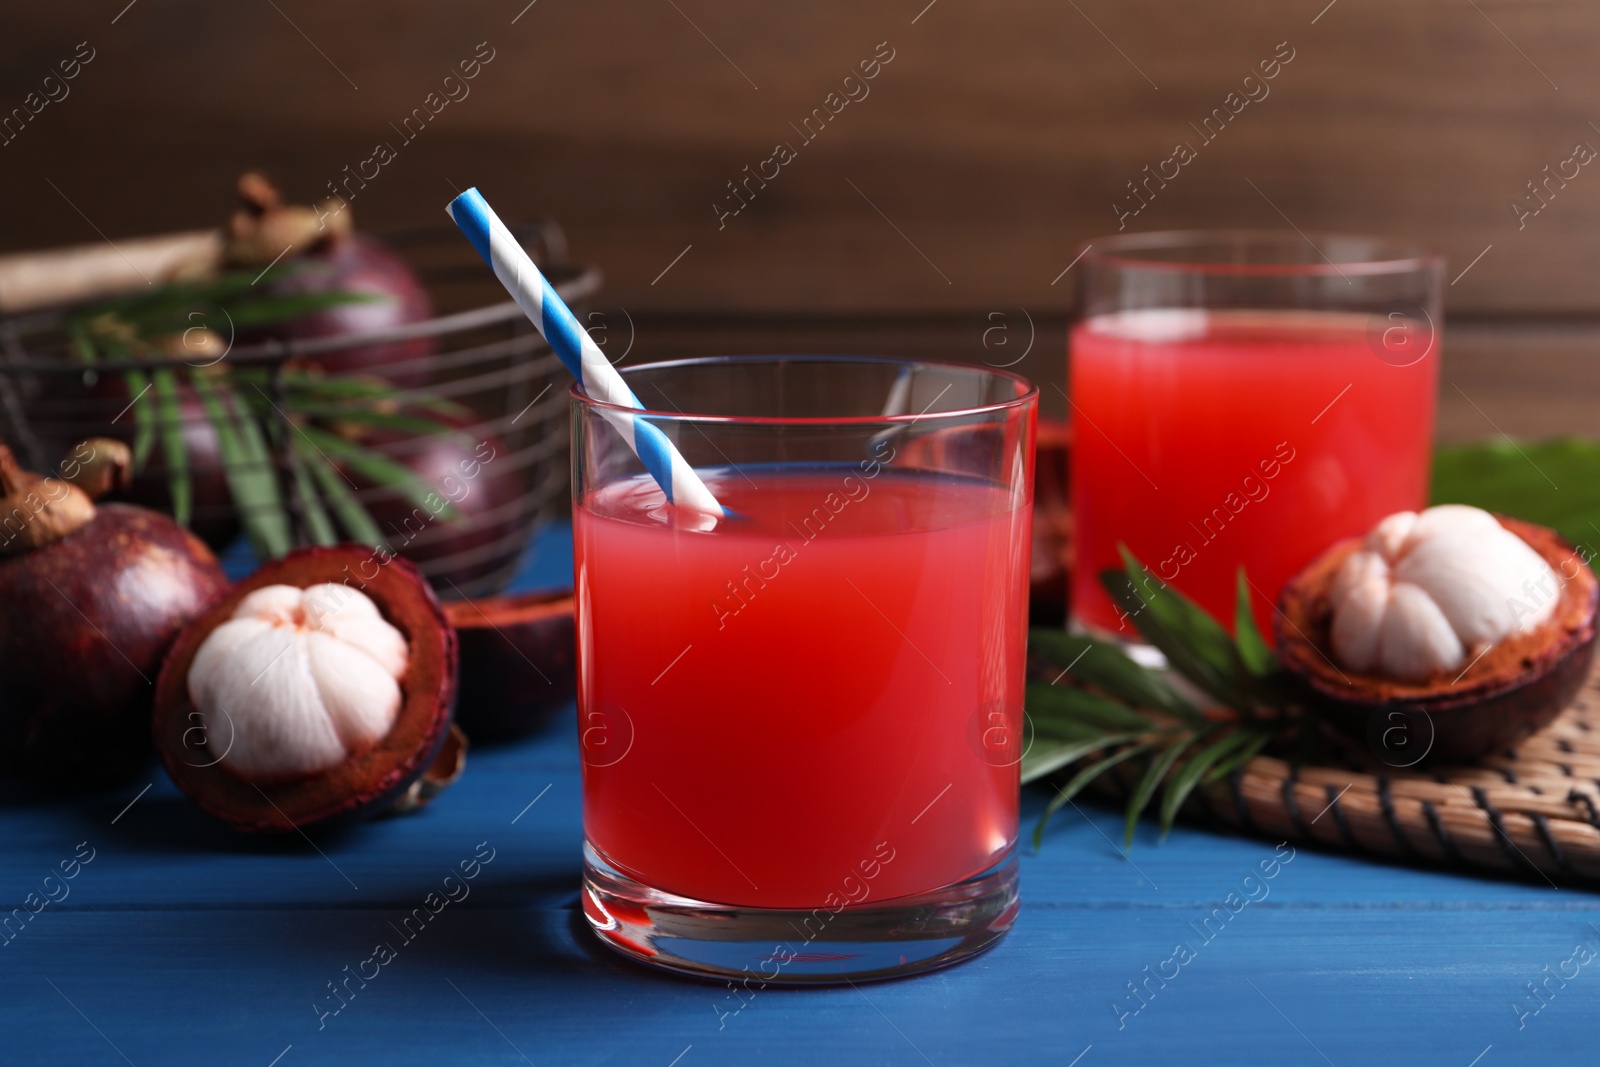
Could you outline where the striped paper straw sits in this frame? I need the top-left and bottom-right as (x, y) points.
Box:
(446, 187), (727, 518)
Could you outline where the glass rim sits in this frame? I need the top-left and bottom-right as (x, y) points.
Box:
(1076, 228), (1444, 278)
(568, 354), (1039, 426)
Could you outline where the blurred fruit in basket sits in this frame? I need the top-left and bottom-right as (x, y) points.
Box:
(1031, 418), (1073, 626)
(335, 411), (529, 595)
(226, 172), (435, 387)
(6, 174), (572, 581)
(33, 368), (238, 549)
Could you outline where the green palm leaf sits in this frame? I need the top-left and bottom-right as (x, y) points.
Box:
(1124, 730), (1213, 846)
(1033, 742), (1156, 848)
(295, 424), (459, 522)
(302, 449), (388, 549)
(265, 417), (337, 547)
(1204, 729), (1274, 785)
(1101, 546), (1255, 712)
(1025, 682), (1154, 734)
(1159, 727), (1262, 836)
(190, 376), (292, 558)
(1027, 548), (1309, 850)
(59, 268), (473, 559)
(150, 370), (191, 526)
(121, 369), (156, 469)
(1233, 567), (1276, 678)
(1021, 731), (1143, 786)
(1029, 629), (1200, 722)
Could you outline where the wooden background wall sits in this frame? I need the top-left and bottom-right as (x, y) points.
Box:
(4, 0), (1598, 432)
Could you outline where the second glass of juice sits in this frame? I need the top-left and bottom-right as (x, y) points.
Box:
(572, 356), (1036, 984)
(1068, 231), (1443, 638)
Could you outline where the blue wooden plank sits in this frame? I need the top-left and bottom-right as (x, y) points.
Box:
(9, 896), (1600, 1064)
(10, 519), (1600, 1064)
(217, 521), (574, 592)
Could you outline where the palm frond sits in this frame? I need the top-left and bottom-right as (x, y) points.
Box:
(1027, 550), (1303, 849)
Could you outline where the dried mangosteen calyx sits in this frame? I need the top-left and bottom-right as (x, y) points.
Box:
(1327, 504), (1561, 681)
(226, 171), (351, 265)
(188, 583), (409, 782)
(0, 442), (96, 554)
(57, 437), (133, 501)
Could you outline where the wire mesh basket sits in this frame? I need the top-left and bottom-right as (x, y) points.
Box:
(0, 219), (598, 600)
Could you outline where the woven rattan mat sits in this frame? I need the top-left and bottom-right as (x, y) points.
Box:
(1091, 660), (1600, 885)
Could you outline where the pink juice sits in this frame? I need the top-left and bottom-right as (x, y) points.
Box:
(1069, 308), (1438, 635)
(574, 468), (1031, 910)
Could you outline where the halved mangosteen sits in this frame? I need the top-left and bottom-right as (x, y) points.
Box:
(1276, 507), (1598, 763)
(443, 589), (575, 742)
(153, 545), (459, 832)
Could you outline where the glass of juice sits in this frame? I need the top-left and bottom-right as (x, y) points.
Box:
(1068, 230), (1443, 641)
(572, 356), (1037, 983)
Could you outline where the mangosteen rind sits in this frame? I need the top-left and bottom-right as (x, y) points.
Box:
(444, 589), (576, 742)
(153, 545), (459, 832)
(1275, 515), (1600, 763)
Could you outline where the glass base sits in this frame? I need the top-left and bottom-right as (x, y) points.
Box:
(581, 842), (1019, 985)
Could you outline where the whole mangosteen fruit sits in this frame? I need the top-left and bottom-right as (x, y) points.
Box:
(0, 437), (229, 783)
(226, 172), (435, 387)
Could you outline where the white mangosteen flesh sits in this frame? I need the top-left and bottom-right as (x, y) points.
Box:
(1328, 504), (1560, 682)
(187, 583), (408, 781)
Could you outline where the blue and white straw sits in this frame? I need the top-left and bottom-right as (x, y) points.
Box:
(446, 187), (727, 518)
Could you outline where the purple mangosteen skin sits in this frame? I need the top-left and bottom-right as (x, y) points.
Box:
(0, 504), (228, 782)
(1295, 633), (1596, 763)
(258, 233), (436, 385)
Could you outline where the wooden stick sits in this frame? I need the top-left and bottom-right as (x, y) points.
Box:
(0, 229), (223, 314)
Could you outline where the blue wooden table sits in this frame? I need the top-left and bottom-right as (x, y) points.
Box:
(4, 524), (1595, 1066)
